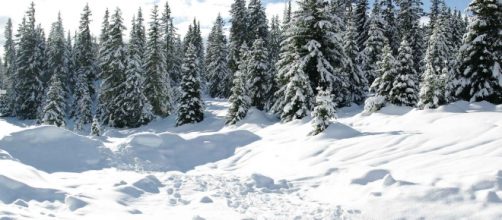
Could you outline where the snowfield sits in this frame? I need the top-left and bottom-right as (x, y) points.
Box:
(1, 99), (502, 219)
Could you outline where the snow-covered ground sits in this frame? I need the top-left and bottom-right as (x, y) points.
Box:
(1, 99), (502, 219)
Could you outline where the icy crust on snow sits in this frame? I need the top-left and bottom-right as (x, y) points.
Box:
(0, 100), (502, 219)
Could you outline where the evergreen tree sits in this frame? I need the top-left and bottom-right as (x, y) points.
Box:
(97, 8), (128, 127)
(46, 13), (68, 116)
(381, 0), (399, 53)
(419, 9), (451, 109)
(389, 38), (419, 106)
(177, 43), (204, 126)
(344, 8), (368, 104)
(428, 0), (443, 34)
(371, 44), (397, 99)
(15, 3), (45, 119)
(246, 38), (270, 110)
(41, 74), (66, 127)
(266, 15), (282, 110)
(398, 0), (425, 74)
(310, 87), (336, 136)
(0, 18), (16, 116)
(450, 0), (502, 103)
(226, 44), (251, 125)
(161, 2), (181, 86)
(90, 116), (101, 136)
(247, 0), (269, 44)
(206, 14), (231, 98)
(361, 1), (387, 85)
(97, 8), (110, 81)
(73, 4), (96, 125)
(145, 5), (172, 117)
(119, 14), (153, 128)
(355, 0), (369, 52)
(228, 0), (249, 73)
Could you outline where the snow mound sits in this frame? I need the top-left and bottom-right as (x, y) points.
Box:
(65, 196), (89, 211)
(313, 122), (361, 140)
(116, 130), (260, 172)
(132, 175), (163, 193)
(0, 175), (66, 204)
(248, 173), (289, 191)
(351, 169), (390, 185)
(0, 126), (111, 173)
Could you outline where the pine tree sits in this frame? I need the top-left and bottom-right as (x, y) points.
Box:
(97, 8), (110, 82)
(0, 18), (16, 116)
(361, 1), (387, 85)
(119, 13), (153, 128)
(247, 0), (269, 44)
(41, 74), (66, 127)
(381, 0), (399, 53)
(355, 0), (369, 52)
(177, 43), (204, 126)
(206, 14), (231, 98)
(450, 0), (502, 103)
(247, 38), (270, 110)
(228, 0), (249, 73)
(15, 3), (45, 120)
(419, 9), (451, 109)
(266, 15), (282, 109)
(389, 38), (419, 106)
(310, 87), (336, 136)
(398, 0), (425, 74)
(90, 117), (101, 136)
(73, 4), (96, 126)
(428, 0), (443, 34)
(145, 5), (172, 117)
(226, 44), (251, 125)
(371, 44), (397, 99)
(97, 8), (128, 127)
(161, 2), (181, 86)
(46, 13), (68, 118)
(344, 8), (368, 104)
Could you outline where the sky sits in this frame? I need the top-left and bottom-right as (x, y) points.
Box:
(0, 0), (471, 55)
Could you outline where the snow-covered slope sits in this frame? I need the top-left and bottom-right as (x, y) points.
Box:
(0, 99), (501, 219)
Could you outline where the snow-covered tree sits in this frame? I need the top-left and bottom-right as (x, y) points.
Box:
(450, 0), (502, 104)
(145, 5), (172, 117)
(247, 38), (270, 110)
(226, 44), (251, 125)
(397, 0), (425, 74)
(389, 38), (419, 106)
(161, 2), (181, 86)
(41, 74), (66, 127)
(344, 8), (368, 104)
(371, 44), (397, 99)
(266, 15), (282, 110)
(381, 0), (399, 53)
(228, 0), (249, 73)
(73, 4), (96, 125)
(206, 14), (231, 98)
(15, 3), (45, 120)
(0, 18), (16, 116)
(97, 8), (128, 127)
(418, 10), (451, 109)
(90, 116), (101, 136)
(247, 0), (269, 44)
(355, 0), (369, 52)
(361, 1), (387, 85)
(176, 43), (204, 126)
(46, 13), (68, 118)
(310, 87), (336, 136)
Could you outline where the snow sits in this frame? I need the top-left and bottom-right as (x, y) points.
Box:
(1, 99), (502, 219)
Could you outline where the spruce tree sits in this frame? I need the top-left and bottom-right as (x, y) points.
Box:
(371, 44), (397, 99)
(226, 44), (251, 125)
(246, 38), (270, 110)
(73, 4), (96, 126)
(145, 5), (172, 117)
(310, 87), (336, 136)
(267, 15), (282, 109)
(46, 13), (68, 116)
(247, 0), (269, 44)
(90, 117), (101, 136)
(389, 38), (419, 106)
(15, 3), (45, 120)
(41, 74), (66, 127)
(355, 0), (369, 52)
(206, 14), (231, 98)
(177, 43), (204, 126)
(0, 18), (16, 116)
(450, 0), (502, 103)
(228, 0), (249, 73)
(161, 2), (181, 86)
(344, 8), (368, 105)
(381, 0), (399, 53)
(97, 8), (128, 127)
(419, 10), (451, 109)
(361, 1), (387, 85)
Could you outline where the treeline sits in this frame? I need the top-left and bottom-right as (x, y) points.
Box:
(0, 0), (500, 136)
